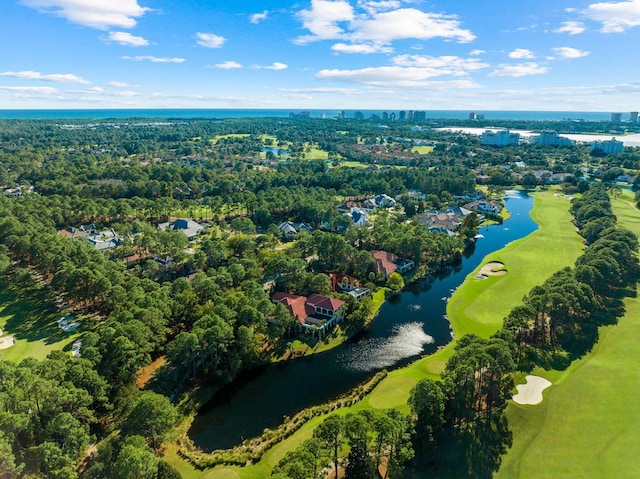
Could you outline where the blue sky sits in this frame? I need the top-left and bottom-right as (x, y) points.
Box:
(1, 0), (639, 111)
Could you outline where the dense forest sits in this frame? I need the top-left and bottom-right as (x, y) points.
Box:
(0, 117), (638, 478)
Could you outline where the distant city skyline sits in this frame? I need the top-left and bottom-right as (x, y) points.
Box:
(1, 0), (640, 110)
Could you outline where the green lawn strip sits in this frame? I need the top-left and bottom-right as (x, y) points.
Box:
(411, 146), (434, 155)
(0, 287), (82, 362)
(166, 190), (583, 478)
(496, 191), (640, 479)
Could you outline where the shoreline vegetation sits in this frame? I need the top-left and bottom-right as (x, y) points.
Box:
(166, 188), (585, 478)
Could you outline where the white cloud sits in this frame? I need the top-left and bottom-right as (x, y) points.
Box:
(296, 0), (355, 43)
(295, 1), (475, 47)
(331, 42), (393, 53)
(508, 48), (536, 59)
(108, 81), (129, 87)
(85, 86), (104, 93)
(316, 65), (483, 87)
(470, 49), (486, 56)
(21, 0), (150, 30)
(215, 61), (243, 69)
(551, 46), (591, 59)
(263, 62), (289, 70)
(489, 62), (549, 77)
(391, 54), (489, 73)
(105, 31), (149, 46)
(351, 9), (475, 43)
(278, 87), (359, 93)
(0, 85), (59, 94)
(585, 0), (640, 32)
(554, 21), (587, 34)
(250, 10), (269, 23)
(196, 32), (226, 48)
(357, 0), (401, 15)
(0, 70), (90, 83)
(122, 56), (185, 63)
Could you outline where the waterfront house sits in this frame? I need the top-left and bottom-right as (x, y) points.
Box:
(370, 250), (414, 277)
(272, 292), (346, 334)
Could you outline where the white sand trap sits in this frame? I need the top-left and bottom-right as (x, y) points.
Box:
(475, 262), (507, 279)
(513, 375), (552, 405)
(0, 335), (15, 349)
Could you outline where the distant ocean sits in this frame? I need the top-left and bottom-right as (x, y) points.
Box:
(0, 109), (614, 121)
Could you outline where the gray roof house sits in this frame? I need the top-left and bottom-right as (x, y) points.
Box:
(158, 219), (205, 241)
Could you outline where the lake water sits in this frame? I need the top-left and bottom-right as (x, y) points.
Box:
(188, 192), (537, 451)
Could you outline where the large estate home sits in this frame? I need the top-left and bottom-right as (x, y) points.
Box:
(272, 292), (345, 335)
(370, 250), (415, 277)
(158, 218), (205, 241)
(277, 221), (313, 240)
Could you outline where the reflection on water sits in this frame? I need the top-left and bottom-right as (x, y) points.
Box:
(339, 322), (434, 372)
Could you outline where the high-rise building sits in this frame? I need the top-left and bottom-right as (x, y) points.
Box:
(532, 130), (574, 146)
(592, 137), (624, 154)
(407, 110), (414, 121)
(468, 112), (477, 121)
(353, 111), (364, 120)
(481, 130), (520, 146)
(399, 110), (406, 120)
(413, 111), (426, 121)
(630, 112), (639, 123)
(611, 112), (622, 122)
(382, 111), (389, 121)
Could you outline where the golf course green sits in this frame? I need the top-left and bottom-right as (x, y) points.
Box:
(496, 189), (640, 479)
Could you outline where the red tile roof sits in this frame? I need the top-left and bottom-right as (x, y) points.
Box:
(307, 293), (345, 311)
(370, 250), (398, 276)
(272, 292), (311, 324)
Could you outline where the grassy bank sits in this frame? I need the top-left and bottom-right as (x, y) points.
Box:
(496, 189), (640, 479)
(166, 189), (584, 478)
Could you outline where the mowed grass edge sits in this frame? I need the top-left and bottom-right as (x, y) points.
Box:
(167, 189), (585, 478)
(496, 188), (640, 479)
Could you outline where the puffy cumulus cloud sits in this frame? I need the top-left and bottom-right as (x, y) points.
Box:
(108, 81), (129, 87)
(257, 62), (288, 70)
(316, 65), (483, 87)
(392, 54), (489, 73)
(350, 9), (476, 43)
(296, 0), (355, 43)
(105, 31), (149, 46)
(215, 61), (243, 69)
(295, 1), (475, 47)
(0, 70), (90, 83)
(470, 49), (486, 56)
(357, 0), (401, 15)
(21, 0), (149, 30)
(122, 55), (185, 63)
(554, 21), (587, 34)
(585, 0), (640, 32)
(550, 46), (590, 59)
(489, 62), (549, 77)
(196, 32), (226, 48)
(331, 42), (393, 53)
(508, 48), (536, 59)
(250, 10), (269, 23)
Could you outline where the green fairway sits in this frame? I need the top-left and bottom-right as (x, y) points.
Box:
(0, 287), (81, 362)
(412, 145), (434, 155)
(166, 189), (586, 478)
(496, 190), (640, 479)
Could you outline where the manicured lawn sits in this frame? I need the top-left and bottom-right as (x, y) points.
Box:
(496, 191), (640, 479)
(165, 189), (584, 478)
(412, 146), (434, 154)
(0, 287), (82, 362)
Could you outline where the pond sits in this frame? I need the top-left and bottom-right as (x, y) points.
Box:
(188, 191), (537, 452)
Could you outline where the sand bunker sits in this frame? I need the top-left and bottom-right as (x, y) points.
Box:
(513, 375), (552, 405)
(0, 335), (15, 349)
(475, 262), (507, 279)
